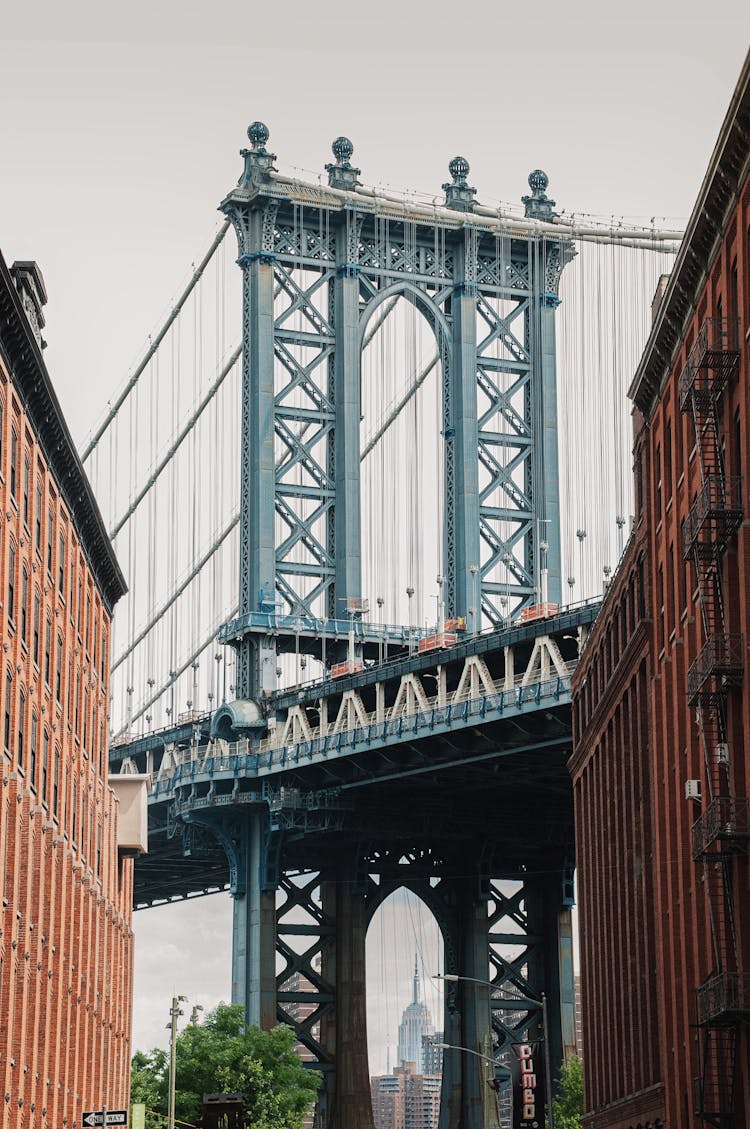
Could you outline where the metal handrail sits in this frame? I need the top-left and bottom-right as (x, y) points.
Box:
(682, 475), (743, 555)
(687, 633), (744, 701)
(696, 971), (750, 1024)
(692, 796), (750, 858)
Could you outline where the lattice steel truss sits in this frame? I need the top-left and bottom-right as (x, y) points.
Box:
(220, 127), (573, 700)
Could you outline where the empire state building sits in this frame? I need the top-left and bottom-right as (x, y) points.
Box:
(397, 957), (434, 1071)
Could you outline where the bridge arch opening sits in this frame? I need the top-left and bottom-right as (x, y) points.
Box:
(360, 291), (446, 635)
(366, 886), (445, 1090)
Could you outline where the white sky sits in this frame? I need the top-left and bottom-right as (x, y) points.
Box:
(2, 0), (748, 1069)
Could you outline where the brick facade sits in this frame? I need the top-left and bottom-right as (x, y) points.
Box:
(0, 254), (129, 1128)
(570, 53), (750, 1129)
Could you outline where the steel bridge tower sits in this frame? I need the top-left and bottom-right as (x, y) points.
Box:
(207, 124), (575, 1129)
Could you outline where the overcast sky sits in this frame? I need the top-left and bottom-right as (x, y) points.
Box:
(2, 0), (748, 1071)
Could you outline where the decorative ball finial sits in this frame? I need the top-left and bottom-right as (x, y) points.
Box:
(443, 156), (476, 212)
(332, 136), (354, 165)
(247, 121), (270, 151)
(326, 136), (360, 190)
(523, 168), (557, 219)
(448, 156), (470, 184)
(527, 169), (549, 193)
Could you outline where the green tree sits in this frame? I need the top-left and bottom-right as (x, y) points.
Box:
(551, 1054), (583, 1129)
(130, 1005), (320, 1129)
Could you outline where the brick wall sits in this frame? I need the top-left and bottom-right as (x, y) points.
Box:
(0, 357), (133, 1127)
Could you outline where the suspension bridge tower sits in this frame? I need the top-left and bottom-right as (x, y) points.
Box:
(200, 124), (576, 1129)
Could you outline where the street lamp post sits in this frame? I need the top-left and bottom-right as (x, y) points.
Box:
(435, 1041), (502, 1087)
(435, 974), (555, 1129)
(167, 994), (187, 1129)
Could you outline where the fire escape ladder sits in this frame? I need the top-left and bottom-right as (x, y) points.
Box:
(695, 1023), (738, 1129)
(679, 316), (746, 1129)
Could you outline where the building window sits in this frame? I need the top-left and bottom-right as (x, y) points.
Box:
(7, 542), (15, 623)
(30, 711), (38, 787)
(664, 420), (672, 499)
(42, 729), (49, 805)
(57, 531), (65, 590)
(658, 564), (665, 651)
(33, 592), (40, 666)
(18, 690), (25, 771)
(655, 442), (662, 518)
(52, 746), (60, 817)
(55, 635), (63, 704)
(82, 689), (89, 753)
(10, 429), (17, 499)
(4, 671), (12, 756)
(44, 617), (51, 685)
(20, 568), (28, 645)
(22, 456), (30, 527)
(35, 481), (42, 553)
(47, 510), (54, 574)
(101, 632), (107, 682)
(72, 776), (77, 843)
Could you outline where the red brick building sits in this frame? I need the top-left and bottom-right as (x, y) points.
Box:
(570, 52), (750, 1129)
(0, 252), (137, 1128)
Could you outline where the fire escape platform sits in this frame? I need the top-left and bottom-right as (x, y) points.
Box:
(692, 796), (750, 860)
(696, 972), (750, 1026)
(678, 317), (740, 411)
(682, 476), (743, 560)
(686, 634), (744, 706)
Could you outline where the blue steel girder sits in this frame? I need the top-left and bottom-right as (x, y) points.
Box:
(220, 168), (572, 699)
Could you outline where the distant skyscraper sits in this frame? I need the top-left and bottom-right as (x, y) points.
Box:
(397, 956), (434, 1072)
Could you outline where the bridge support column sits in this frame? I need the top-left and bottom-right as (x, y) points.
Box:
(230, 815), (276, 1028)
(440, 884), (500, 1129)
(449, 241), (481, 622)
(332, 224), (362, 618)
(525, 874), (574, 1093)
(319, 869), (373, 1129)
(534, 292), (563, 606)
(237, 208), (278, 700)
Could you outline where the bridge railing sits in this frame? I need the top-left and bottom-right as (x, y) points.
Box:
(149, 660), (577, 794)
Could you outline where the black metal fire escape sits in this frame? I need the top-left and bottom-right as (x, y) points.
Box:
(679, 316), (750, 1129)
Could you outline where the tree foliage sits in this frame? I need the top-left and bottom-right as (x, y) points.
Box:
(131, 1005), (320, 1129)
(551, 1054), (583, 1129)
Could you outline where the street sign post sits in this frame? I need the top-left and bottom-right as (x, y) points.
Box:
(82, 1112), (128, 1127)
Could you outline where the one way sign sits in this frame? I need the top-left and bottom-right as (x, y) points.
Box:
(82, 1112), (128, 1127)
